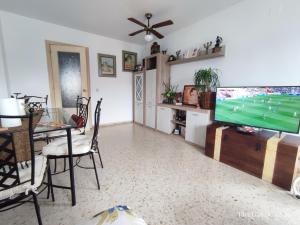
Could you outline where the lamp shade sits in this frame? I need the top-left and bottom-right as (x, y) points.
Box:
(16, 99), (26, 115)
(144, 34), (153, 42)
(0, 98), (23, 127)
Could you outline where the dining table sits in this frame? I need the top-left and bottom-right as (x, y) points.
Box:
(34, 108), (77, 206)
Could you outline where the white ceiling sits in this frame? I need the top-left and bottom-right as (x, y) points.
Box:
(0, 0), (243, 44)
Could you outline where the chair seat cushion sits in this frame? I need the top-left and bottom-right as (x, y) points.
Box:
(47, 128), (84, 138)
(33, 133), (47, 140)
(93, 205), (147, 225)
(42, 136), (91, 156)
(0, 155), (47, 201)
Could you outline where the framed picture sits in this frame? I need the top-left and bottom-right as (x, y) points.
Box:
(182, 85), (199, 106)
(122, 50), (137, 72)
(98, 53), (116, 77)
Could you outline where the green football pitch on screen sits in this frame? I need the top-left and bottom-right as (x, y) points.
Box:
(215, 94), (300, 133)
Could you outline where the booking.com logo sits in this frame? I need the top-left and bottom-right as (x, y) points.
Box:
(238, 211), (271, 218)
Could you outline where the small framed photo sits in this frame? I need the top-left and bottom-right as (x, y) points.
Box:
(183, 85), (199, 106)
(122, 50), (137, 72)
(98, 53), (116, 77)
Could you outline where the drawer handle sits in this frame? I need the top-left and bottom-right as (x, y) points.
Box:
(255, 143), (261, 151)
(222, 134), (228, 141)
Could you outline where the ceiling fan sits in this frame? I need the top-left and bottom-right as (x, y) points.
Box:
(128, 13), (173, 42)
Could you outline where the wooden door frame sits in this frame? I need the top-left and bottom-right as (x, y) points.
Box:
(45, 40), (92, 127)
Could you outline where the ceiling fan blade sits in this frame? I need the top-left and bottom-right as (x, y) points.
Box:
(149, 29), (164, 39)
(128, 18), (147, 28)
(129, 29), (145, 36)
(151, 20), (173, 29)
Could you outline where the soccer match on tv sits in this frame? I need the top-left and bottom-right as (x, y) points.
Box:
(215, 87), (300, 133)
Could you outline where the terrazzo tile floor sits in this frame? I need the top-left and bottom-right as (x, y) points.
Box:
(1, 123), (300, 225)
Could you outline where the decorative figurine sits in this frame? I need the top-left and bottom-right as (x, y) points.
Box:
(168, 55), (176, 62)
(134, 64), (143, 72)
(162, 49), (167, 55)
(191, 48), (198, 57)
(203, 41), (212, 55)
(151, 42), (160, 55)
(197, 47), (202, 56)
(213, 36), (223, 53)
(175, 50), (181, 59)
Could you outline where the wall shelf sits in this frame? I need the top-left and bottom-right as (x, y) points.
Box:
(167, 46), (225, 66)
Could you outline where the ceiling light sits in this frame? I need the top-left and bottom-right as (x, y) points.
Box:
(144, 33), (153, 42)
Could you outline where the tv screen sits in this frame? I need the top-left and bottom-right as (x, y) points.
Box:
(215, 86), (300, 133)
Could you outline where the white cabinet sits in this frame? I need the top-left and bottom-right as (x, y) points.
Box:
(134, 73), (144, 124)
(185, 111), (212, 147)
(145, 69), (156, 129)
(135, 102), (143, 124)
(157, 106), (174, 134)
(145, 69), (156, 106)
(146, 104), (156, 129)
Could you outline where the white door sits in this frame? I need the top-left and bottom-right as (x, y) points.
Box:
(134, 73), (144, 124)
(145, 69), (156, 128)
(185, 111), (212, 147)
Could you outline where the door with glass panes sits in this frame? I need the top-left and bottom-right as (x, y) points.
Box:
(134, 72), (144, 124)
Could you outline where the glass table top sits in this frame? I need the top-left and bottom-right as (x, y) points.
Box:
(34, 108), (76, 133)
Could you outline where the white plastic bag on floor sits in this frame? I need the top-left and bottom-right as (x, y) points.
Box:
(95, 205), (147, 225)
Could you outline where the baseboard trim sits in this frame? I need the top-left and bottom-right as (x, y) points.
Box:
(100, 121), (133, 127)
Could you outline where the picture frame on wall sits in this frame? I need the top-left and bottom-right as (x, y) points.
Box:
(182, 85), (199, 106)
(122, 50), (137, 72)
(98, 53), (116, 77)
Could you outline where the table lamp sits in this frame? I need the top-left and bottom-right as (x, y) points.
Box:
(0, 98), (26, 127)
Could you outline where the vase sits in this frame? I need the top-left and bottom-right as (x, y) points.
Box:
(199, 92), (216, 109)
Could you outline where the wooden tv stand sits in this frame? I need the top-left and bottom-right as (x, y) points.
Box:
(205, 124), (300, 190)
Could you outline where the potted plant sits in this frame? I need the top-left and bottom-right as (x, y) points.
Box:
(162, 83), (177, 104)
(194, 68), (220, 109)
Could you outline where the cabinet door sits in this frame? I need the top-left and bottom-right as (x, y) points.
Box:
(157, 106), (173, 134)
(219, 129), (274, 178)
(134, 73), (143, 124)
(146, 104), (156, 128)
(145, 69), (156, 106)
(185, 111), (212, 147)
(135, 102), (143, 124)
(145, 69), (156, 129)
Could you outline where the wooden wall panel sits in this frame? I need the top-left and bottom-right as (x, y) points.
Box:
(273, 135), (300, 190)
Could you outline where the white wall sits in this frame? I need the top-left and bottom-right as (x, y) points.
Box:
(0, 17), (9, 97)
(160, 0), (300, 90)
(0, 11), (145, 124)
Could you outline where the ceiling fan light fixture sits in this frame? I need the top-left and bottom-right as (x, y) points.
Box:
(144, 33), (153, 42)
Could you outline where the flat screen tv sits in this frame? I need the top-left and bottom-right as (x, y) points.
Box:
(215, 86), (300, 133)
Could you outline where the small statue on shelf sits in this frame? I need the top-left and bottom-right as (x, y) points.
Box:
(151, 42), (160, 55)
(213, 36), (223, 53)
(203, 41), (212, 55)
(175, 50), (181, 60)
